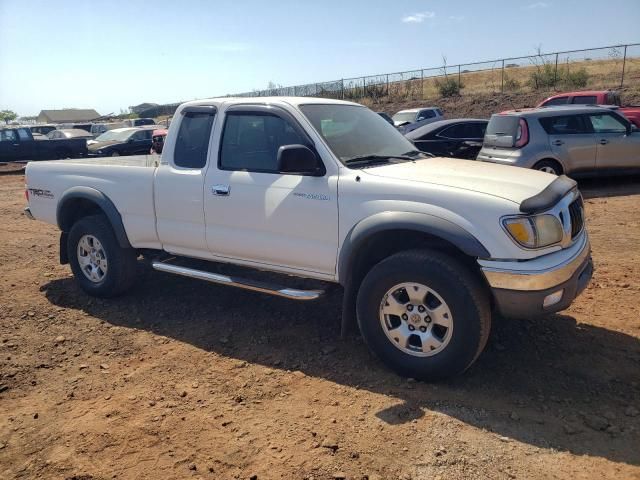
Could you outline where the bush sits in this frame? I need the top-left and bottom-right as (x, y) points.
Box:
(529, 64), (557, 90)
(503, 75), (521, 91)
(529, 64), (590, 90)
(564, 68), (589, 88)
(435, 77), (463, 97)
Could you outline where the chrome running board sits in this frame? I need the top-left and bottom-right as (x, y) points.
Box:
(151, 261), (324, 301)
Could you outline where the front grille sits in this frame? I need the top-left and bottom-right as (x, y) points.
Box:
(568, 197), (584, 239)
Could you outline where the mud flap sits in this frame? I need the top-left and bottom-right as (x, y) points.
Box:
(59, 232), (69, 264)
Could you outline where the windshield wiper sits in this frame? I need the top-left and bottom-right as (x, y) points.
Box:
(344, 154), (415, 166)
(402, 149), (434, 158)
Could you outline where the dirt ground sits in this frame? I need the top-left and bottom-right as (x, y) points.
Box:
(0, 172), (639, 480)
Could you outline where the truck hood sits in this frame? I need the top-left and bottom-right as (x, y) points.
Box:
(362, 157), (556, 205)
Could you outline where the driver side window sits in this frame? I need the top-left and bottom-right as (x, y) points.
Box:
(219, 112), (305, 173)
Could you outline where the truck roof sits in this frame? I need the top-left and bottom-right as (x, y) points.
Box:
(180, 96), (363, 109)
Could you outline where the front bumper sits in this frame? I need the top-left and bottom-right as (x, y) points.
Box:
(479, 233), (593, 317)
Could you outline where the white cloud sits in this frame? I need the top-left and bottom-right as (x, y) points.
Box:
(525, 2), (549, 8)
(401, 11), (435, 23)
(205, 43), (251, 52)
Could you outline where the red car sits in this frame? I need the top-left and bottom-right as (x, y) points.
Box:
(537, 90), (640, 127)
(150, 128), (167, 154)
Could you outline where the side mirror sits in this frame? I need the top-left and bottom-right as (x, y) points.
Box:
(127, 138), (135, 143)
(277, 144), (323, 176)
(630, 124), (638, 134)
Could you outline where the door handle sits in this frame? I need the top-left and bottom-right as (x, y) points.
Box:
(212, 184), (230, 196)
(599, 139), (609, 145)
(552, 140), (564, 146)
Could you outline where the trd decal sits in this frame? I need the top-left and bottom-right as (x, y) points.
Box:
(28, 188), (54, 199)
(293, 192), (330, 201)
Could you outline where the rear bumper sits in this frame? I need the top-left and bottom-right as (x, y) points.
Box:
(24, 207), (35, 220)
(479, 233), (593, 317)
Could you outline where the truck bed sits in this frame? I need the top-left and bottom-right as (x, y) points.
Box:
(25, 155), (161, 249)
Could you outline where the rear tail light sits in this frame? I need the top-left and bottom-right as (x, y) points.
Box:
(515, 118), (529, 148)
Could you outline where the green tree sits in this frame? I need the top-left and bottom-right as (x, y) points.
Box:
(0, 110), (18, 124)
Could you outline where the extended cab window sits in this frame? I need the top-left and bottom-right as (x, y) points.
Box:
(220, 113), (305, 173)
(588, 113), (627, 133)
(539, 115), (589, 134)
(174, 111), (215, 168)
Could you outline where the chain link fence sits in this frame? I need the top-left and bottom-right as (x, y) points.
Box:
(233, 43), (640, 101)
(141, 43), (640, 118)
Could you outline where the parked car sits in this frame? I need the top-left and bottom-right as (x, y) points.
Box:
(123, 118), (156, 127)
(477, 105), (640, 176)
(57, 123), (94, 133)
(88, 127), (155, 157)
(90, 122), (126, 138)
(377, 112), (394, 125)
(30, 124), (57, 136)
(538, 90), (640, 127)
(150, 128), (168, 154)
(25, 97), (592, 381)
(405, 119), (488, 159)
(0, 126), (88, 161)
(47, 129), (94, 140)
(392, 107), (444, 133)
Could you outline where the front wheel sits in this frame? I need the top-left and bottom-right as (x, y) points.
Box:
(68, 214), (137, 297)
(356, 250), (491, 381)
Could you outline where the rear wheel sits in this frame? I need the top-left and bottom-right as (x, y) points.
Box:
(55, 148), (71, 159)
(533, 159), (563, 175)
(110, 151), (120, 157)
(356, 250), (491, 381)
(68, 214), (137, 297)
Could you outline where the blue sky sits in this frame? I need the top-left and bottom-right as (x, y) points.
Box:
(0, 0), (639, 116)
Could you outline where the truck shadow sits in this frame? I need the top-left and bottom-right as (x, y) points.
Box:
(42, 270), (640, 466)
(578, 174), (640, 199)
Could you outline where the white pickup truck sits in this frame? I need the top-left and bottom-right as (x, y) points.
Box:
(24, 97), (593, 380)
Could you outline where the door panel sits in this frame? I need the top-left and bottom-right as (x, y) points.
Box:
(547, 134), (596, 172)
(204, 170), (338, 274)
(595, 132), (640, 169)
(587, 112), (640, 169)
(203, 107), (338, 275)
(541, 115), (596, 172)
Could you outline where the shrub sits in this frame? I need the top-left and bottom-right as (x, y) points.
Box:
(503, 76), (521, 91)
(529, 64), (557, 90)
(435, 77), (463, 97)
(563, 68), (589, 88)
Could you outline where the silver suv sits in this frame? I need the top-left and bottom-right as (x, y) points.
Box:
(477, 105), (640, 175)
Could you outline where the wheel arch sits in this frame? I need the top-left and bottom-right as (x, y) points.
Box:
(533, 157), (566, 175)
(338, 211), (490, 286)
(56, 187), (132, 249)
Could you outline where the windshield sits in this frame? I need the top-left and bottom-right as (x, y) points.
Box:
(95, 129), (135, 142)
(391, 111), (417, 123)
(300, 104), (419, 164)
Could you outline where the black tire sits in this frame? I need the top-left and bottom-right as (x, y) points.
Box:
(356, 249), (491, 381)
(67, 214), (137, 298)
(533, 159), (563, 175)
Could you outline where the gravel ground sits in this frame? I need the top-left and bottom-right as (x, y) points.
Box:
(1, 172), (639, 480)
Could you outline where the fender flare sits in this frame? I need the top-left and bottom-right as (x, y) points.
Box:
(337, 211), (490, 285)
(56, 186), (132, 249)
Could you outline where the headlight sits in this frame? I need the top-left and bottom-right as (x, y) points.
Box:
(503, 214), (563, 249)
